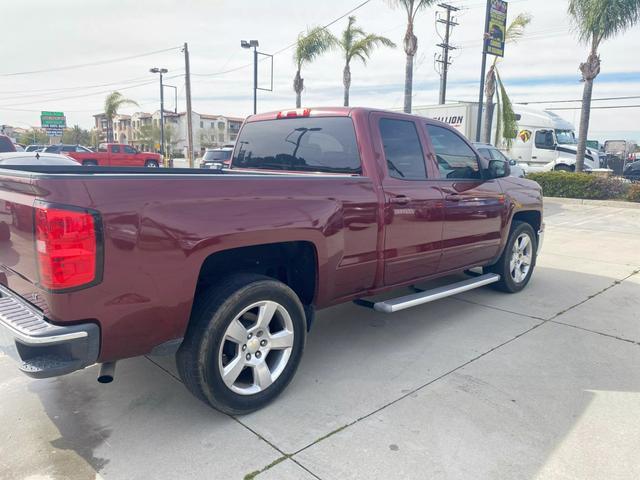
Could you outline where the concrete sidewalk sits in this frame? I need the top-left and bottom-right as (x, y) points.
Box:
(1, 198), (639, 480)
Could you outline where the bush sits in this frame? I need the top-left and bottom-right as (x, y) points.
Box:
(526, 171), (628, 200)
(627, 183), (640, 203)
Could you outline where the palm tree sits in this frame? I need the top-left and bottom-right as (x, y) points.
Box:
(104, 91), (138, 142)
(388, 0), (436, 113)
(293, 27), (337, 108)
(568, 0), (640, 172)
(481, 13), (532, 145)
(339, 16), (396, 106)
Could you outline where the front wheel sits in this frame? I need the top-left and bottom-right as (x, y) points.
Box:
(176, 274), (306, 414)
(486, 221), (537, 293)
(145, 160), (159, 168)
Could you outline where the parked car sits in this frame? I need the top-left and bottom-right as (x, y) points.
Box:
(64, 143), (162, 167)
(0, 107), (543, 414)
(474, 142), (525, 178)
(0, 151), (80, 166)
(43, 144), (93, 155)
(25, 144), (45, 152)
(624, 160), (640, 181)
(0, 135), (16, 153)
(14, 144), (25, 152)
(200, 147), (233, 168)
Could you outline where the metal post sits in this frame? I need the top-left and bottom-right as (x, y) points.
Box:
(184, 42), (194, 168)
(253, 45), (258, 115)
(475, 0), (492, 142)
(159, 70), (165, 161)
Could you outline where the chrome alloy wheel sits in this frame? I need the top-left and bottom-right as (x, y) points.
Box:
(218, 300), (295, 395)
(510, 233), (533, 283)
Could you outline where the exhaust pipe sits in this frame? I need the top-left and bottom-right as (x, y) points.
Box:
(97, 362), (116, 383)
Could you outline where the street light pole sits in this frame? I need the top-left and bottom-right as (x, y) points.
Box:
(475, 0), (492, 142)
(241, 40), (259, 115)
(150, 67), (168, 162)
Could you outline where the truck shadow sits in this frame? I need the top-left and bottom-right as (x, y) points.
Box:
(20, 264), (640, 479)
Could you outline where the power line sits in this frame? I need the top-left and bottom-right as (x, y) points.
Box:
(518, 95), (640, 105)
(191, 0), (373, 77)
(548, 104), (640, 111)
(0, 46), (182, 77)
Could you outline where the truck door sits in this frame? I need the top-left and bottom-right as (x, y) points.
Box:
(123, 145), (142, 166)
(530, 129), (558, 172)
(370, 112), (444, 286)
(424, 123), (506, 272)
(109, 144), (127, 166)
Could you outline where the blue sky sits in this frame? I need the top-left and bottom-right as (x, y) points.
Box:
(1, 0), (639, 142)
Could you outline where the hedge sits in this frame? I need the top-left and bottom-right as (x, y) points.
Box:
(526, 171), (638, 202)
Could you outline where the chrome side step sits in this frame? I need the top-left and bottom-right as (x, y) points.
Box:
(365, 273), (501, 314)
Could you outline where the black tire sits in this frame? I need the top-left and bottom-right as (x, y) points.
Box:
(176, 274), (306, 415)
(145, 160), (159, 168)
(486, 221), (537, 293)
(554, 164), (573, 172)
(82, 160), (98, 166)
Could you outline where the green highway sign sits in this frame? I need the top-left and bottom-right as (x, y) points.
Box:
(41, 111), (66, 129)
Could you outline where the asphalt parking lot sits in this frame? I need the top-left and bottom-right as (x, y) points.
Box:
(1, 198), (639, 480)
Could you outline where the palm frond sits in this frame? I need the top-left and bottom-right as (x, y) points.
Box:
(505, 12), (533, 43)
(569, 0), (640, 46)
(495, 70), (518, 148)
(294, 26), (337, 69)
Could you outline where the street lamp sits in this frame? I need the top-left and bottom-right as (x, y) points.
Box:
(241, 40), (259, 114)
(150, 67), (168, 161)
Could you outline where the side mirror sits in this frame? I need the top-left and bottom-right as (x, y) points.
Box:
(487, 159), (510, 179)
(509, 159), (517, 166)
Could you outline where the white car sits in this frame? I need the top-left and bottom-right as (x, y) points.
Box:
(0, 152), (81, 166)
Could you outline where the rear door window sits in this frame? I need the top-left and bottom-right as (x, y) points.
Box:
(233, 117), (361, 174)
(111, 145), (121, 153)
(379, 118), (427, 180)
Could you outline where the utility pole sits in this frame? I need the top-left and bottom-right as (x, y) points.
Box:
(183, 42), (194, 168)
(476, 0), (492, 141)
(436, 3), (459, 105)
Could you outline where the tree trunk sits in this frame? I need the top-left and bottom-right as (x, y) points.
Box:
(343, 64), (351, 107)
(575, 78), (594, 173)
(576, 50), (600, 172)
(403, 23), (418, 114)
(293, 69), (303, 108)
(482, 65), (497, 144)
(404, 54), (414, 114)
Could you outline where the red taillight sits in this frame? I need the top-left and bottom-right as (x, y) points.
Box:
(35, 206), (100, 291)
(276, 108), (311, 119)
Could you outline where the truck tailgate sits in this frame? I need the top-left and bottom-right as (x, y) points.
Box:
(0, 174), (41, 304)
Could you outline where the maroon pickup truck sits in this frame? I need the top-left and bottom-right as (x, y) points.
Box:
(0, 107), (543, 414)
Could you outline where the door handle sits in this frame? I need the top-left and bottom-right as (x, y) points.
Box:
(445, 193), (461, 202)
(390, 195), (411, 205)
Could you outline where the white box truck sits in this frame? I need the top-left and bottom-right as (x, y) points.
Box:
(412, 102), (601, 173)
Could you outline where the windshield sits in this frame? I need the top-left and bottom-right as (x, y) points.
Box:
(203, 150), (232, 161)
(232, 117), (361, 174)
(555, 129), (577, 145)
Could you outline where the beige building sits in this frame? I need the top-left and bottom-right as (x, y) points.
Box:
(93, 110), (244, 156)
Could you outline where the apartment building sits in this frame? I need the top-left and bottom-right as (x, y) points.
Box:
(93, 111), (244, 156)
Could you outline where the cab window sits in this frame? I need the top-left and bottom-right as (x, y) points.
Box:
(379, 118), (427, 180)
(111, 145), (121, 153)
(124, 146), (137, 154)
(426, 125), (481, 180)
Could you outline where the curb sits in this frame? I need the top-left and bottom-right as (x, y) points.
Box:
(545, 196), (640, 210)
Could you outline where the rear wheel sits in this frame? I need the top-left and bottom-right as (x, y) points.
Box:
(176, 274), (306, 414)
(145, 160), (159, 168)
(486, 221), (537, 293)
(554, 164), (573, 172)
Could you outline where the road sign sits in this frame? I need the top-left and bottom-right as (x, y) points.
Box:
(485, 0), (508, 57)
(41, 111), (66, 129)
